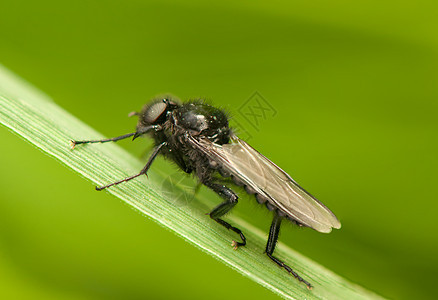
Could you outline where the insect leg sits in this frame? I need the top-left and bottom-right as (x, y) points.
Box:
(70, 125), (159, 148)
(71, 132), (136, 148)
(266, 212), (312, 289)
(96, 142), (167, 191)
(205, 182), (246, 249)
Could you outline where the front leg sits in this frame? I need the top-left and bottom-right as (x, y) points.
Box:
(204, 181), (246, 249)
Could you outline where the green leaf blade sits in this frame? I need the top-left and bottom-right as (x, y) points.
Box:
(0, 65), (384, 300)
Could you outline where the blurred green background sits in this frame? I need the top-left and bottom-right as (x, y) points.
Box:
(1, 1), (437, 299)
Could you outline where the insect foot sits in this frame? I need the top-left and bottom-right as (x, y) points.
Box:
(231, 240), (242, 250)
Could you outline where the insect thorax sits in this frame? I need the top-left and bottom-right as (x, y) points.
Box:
(172, 102), (230, 144)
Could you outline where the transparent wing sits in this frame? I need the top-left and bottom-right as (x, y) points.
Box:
(188, 133), (341, 233)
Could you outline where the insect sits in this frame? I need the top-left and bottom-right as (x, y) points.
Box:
(71, 97), (341, 289)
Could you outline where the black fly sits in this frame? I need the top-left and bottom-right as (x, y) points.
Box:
(71, 97), (341, 289)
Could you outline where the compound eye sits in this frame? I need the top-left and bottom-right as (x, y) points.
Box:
(144, 102), (167, 124)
